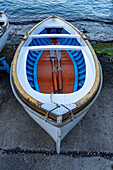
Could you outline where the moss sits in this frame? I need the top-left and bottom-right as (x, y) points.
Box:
(91, 43), (113, 56)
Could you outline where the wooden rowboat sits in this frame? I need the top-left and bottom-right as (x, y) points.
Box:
(0, 12), (9, 52)
(10, 15), (103, 154)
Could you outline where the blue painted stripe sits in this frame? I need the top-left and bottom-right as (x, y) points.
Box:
(35, 38), (39, 46)
(77, 62), (85, 69)
(29, 42), (34, 46)
(31, 85), (35, 88)
(27, 70), (33, 75)
(78, 67), (86, 72)
(76, 41), (81, 46)
(70, 50), (76, 54)
(45, 38), (52, 43)
(28, 53), (36, 61)
(78, 78), (85, 85)
(36, 38), (42, 46)
(28, 80), (34, 86)
(30, 51), (40, 57)
(66, 50), (78, 92)
(77, 86), (82, 90)
(73, 50), (81, 57)
(74, 52), (83, 60)
(34, 39), (37, 45)
(61, 29), (69, 34)
(33, 50), (41, 54)
(27, 58), (34, 66)
(66, 38), (73, 45)
(78, 81), (84, 86)
(71, 39), (76, 45)
(76, 57), (84, 65)
(61, 38), (69, 45)
(39, 38), (51, 45)
(39, 38), (47, 45)
(50, 28), (57, 34)
(26, 64), (33, 70)
(78, 74), (86, 80)
(27, 76), (34, 81)
(57, 38), (65, 43)
(33, 50), (43, 92)
(69, 50), (86, 90)
(78, 68), (86, 74)
(39, 29), (47, 34)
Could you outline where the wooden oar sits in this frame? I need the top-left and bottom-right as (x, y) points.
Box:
(56, 46), (63, 93)
(50, 49), (58, 94)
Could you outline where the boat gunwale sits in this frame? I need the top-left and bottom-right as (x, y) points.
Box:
(0, 13), (9, 37)
(11, 15), (100, 117)
(11, 62), (102, 126)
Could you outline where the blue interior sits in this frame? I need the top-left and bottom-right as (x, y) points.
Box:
(26, 50), (41, 90)
(67, 50), (86, 90)
(26, 28), (86, 93)
(39, 28), (69, 34)
(29, 38), (52, 46)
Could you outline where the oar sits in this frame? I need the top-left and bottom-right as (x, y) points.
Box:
(50, 48), (58, 94)
(56, 45), (63, 94)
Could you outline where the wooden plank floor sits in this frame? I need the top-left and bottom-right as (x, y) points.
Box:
(37, 40), (74, 94)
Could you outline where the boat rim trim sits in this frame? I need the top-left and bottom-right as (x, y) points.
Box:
(11, 15), (100, 110)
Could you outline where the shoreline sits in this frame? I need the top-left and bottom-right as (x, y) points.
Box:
(0, 26), (113, 65)
(7, 19), (113, 42)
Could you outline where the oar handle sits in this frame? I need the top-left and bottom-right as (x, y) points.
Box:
(58, 69), (63, 93)
(52, 71), (58, 94)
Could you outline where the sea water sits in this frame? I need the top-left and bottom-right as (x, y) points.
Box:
(1, 0), (113, 23)
(0, 0), (113, 41)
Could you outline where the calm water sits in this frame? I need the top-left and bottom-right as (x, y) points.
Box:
(1, 0), (113, 24)
(1, 0), (113, 42)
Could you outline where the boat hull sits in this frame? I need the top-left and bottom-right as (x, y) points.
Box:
(10, 61), (103, 153)
(0, 27), (9, 52)
(10, 15), (103, 153)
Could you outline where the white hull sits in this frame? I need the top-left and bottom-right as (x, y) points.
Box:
(26, 108), (87, 154)
(0, 28), (9, 52)
(0, 12), (9, 53)
(10, 16), (103, 153)
(10, 62), (103, 153)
